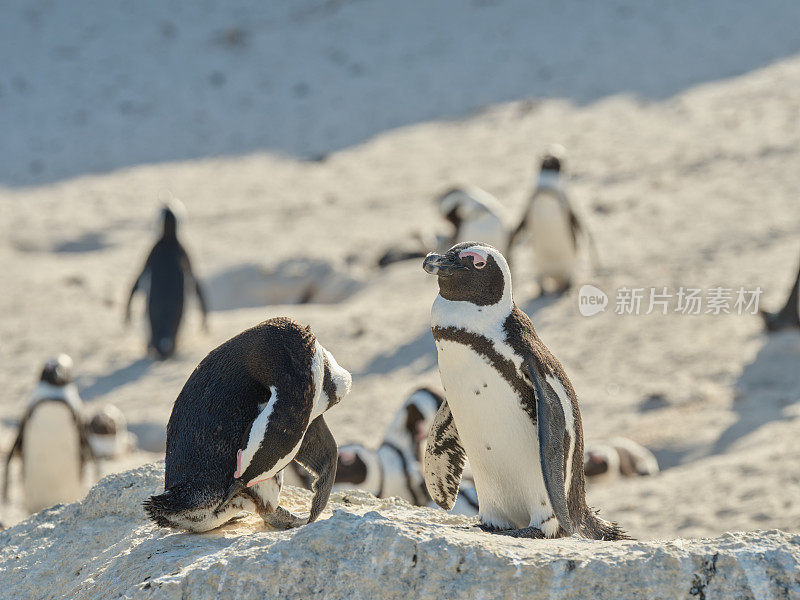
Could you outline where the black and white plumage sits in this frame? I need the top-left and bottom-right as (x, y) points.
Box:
(326, 388), (442, 504)
(86, 404), (137, 459)
(329, 387), (480, 515)
(437, 187), (513, 257)
(511, 152), (595, 294)
(377, 187), (511, 269)
(760, 249), (800, 332)
(422, 242), (627, 539)
(125, 205), (208, 360)
(143, 317), (351, 532)
(3, 355), (96, 513)
(584, 438), (660, 483)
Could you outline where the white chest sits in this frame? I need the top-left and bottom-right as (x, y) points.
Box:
(529, 195), (576, 269)
(434, 339), (552, 530)
(22, 403), (84, 513)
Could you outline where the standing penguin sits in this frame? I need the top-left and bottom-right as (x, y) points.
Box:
(760, 249), (800, 331)
(422, 242), (627, 539)
(437, 187), (513, 257)
(3, 355), (96, 513)
(125, 205), (208, 359)
(143, 317), (351, 532)
(511, 151), (595, 294)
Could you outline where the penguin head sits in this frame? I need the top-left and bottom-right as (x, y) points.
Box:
(540, 143), (566, 173)
(334, 443), (382, 495)
(584, 451), (610, 477)
(39, 354), (74, 386)
(317, 342), (353, 409)
(436, 188), (467, 229)
(402, 388), (444, 460)
(383, 387), (444, 460)
(540, 154), (562, 173)
(423, 242), (511, 307)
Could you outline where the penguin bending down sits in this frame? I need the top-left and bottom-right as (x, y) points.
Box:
(437, 187), (512, 257)
(511, 152), (596, 294)
(584, 438), (659, 482)
(760, 249), (800, 331)
(3, 355), (96, 514)
(126, 205), (208, 360)
(422, 242), (627, 539)
(143, 317), (351, 532)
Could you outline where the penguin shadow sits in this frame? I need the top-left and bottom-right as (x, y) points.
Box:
(204, 260), (362, 310)
(359, 329), (437, 376)
(710, 331), (800, 456)
(520, 292), (562, 317)
(80, 357), (153, 401)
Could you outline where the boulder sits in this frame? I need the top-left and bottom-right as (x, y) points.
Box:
(1, 462), (798, 599)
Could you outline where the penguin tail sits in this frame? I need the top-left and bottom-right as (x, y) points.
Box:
(143, 482), (239, 532)
(580, 508), (632, 541)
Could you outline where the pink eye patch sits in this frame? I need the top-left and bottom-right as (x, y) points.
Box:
(458, 250), (487, 269)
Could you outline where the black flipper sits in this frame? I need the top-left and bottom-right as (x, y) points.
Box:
(569, 210), (601, 271)
(423, 401), (466, 511)
(182, 250), (209, 330)
(762, 252), (800, 331)
(293, 415), (337, 524)
(2, 422), (24, 503)
(125, 249), (154, 324)
(523, 359), (574, 536)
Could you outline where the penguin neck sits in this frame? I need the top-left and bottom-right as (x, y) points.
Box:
(32, 381), (82, 410)
(536, 169), (562, 191)
(431, 290), (514, 334)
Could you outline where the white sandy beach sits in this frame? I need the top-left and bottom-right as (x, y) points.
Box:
(1, 1), (799, 543)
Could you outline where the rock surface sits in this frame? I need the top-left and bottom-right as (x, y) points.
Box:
(2, 463), (799, 600)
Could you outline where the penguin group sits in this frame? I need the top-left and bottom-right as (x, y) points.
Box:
(378, 147), (595, 297)
(2, 149), (660, 543)
(3, 355), (139, 513)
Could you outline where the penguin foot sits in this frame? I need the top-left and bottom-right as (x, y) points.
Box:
(493, 526), (546, 539)
(261, 506), (308, 530)
(476, 522), (510, 533)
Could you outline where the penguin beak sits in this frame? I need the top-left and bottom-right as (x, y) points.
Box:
(423, 252), (465, 276)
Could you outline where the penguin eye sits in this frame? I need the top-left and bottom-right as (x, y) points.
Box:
(459, 250), (487, 269)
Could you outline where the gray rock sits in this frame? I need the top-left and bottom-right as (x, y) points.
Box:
(1, 462), (798, 599)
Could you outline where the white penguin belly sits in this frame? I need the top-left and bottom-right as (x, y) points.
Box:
(22, 403), (83, 513)
(436, 340), (554, 531)
(529, 196), (576, 279)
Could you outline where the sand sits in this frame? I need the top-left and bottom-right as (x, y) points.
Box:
(1, 1), (800, 540)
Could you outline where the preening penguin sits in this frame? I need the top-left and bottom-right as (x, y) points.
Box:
(143, 317), (351, 532)
(125, 205), (208, 359)
(422, 242), (627, 539)
(511, 151), (596, 294)
(760, 249), (800, 331)
(3, 355), (96, 514)
(437, 187), (513, 257)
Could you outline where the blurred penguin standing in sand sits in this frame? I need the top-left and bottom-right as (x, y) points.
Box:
(125, 203), (209, 359)
(511, 147), (597, 295)
(760, 248), (800, 332)
(3, 355), (96, 513)
(436, 187), (513, 256)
